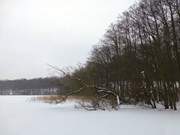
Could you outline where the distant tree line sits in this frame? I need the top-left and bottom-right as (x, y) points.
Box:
(57, 0), (180, 110)
(0, 77), (61, 95)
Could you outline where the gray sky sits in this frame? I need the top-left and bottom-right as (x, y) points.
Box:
(0, 0), (136, 80)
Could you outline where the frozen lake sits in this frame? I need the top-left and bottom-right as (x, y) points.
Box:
(0, 96), (180, 135)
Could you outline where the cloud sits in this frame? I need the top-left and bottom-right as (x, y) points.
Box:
(0, 0), (136, 79)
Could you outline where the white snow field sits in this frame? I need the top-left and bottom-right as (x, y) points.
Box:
(0, 96), (180, 135)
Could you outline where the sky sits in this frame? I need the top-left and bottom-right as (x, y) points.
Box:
(0, 0), (136, 80)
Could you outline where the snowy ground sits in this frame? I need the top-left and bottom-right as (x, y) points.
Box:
(0, 96), (180, 135)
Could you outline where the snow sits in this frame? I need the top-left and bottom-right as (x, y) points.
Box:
(0, 96), (180, 135)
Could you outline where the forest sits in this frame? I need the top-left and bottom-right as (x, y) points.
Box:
(56, 0), (180, 110)
(0, 77), (61, 95)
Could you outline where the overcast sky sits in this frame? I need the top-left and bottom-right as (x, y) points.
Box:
(0, 0), (136, 80)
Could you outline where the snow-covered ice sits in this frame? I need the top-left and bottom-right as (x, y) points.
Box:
(0, 96), (180, 135)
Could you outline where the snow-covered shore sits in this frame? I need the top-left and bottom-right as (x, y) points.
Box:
(0, 96), (180, 135)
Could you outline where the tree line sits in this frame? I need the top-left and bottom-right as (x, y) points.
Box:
(57, 0), (180, 110)
(0, 77), (61, 95)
